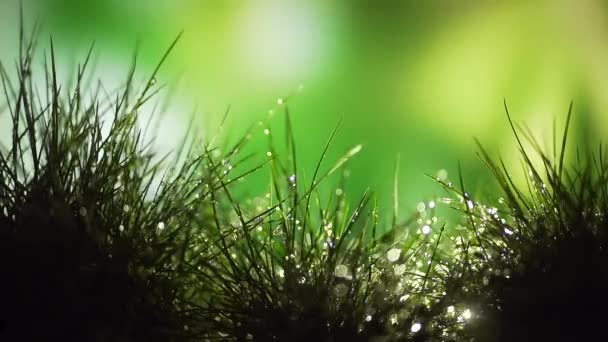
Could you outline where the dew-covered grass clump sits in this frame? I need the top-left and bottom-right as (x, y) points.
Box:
(178, 123), (462, 341)
(436, 103), (608, 342)
(0, 19), (232, 341)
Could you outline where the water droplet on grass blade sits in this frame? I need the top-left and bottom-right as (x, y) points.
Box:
(335, 264), (349, 278)
(394, 264), (406, 276)
(422, 225), (431, 235)
(467, 200), (474, 209)
(387, 248), (401, 262)
(437, 169), (448, 181)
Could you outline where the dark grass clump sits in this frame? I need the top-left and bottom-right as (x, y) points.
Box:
(0, 20), (244, 341)
(440, 102), (608, 341)
(177, 115), (461, 342)
(11, 11), (608, 342)
(0, 18), (460, 342)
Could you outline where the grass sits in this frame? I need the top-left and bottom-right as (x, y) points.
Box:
(0, 16), (446, 341)
(2, 12), (608, 342)
(435, 101), (608, 341)
(0, 14), (235, 340)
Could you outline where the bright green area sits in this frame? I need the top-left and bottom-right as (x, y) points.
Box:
(1, 0), (607, 221)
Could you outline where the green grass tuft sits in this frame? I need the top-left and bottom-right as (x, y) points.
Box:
(3, 13), (608, 342)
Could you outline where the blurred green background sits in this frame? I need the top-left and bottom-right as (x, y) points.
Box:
(1, 0), (607, 218)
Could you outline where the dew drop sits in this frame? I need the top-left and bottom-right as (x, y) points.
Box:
(157, 222), (165, 230)
(422, 225), (431, 235)
(79, 207), (87, 216)
(334, 264), (349, 278)
(387, 248), (401, 262)
(411, 322), (422, 333)
(394, 264), (406, 276)
(466, 200), (474, 209)
(264, 128), (270, 135)
(437, 169), (448, 181)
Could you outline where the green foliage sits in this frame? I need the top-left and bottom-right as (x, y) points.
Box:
(0, 22), (454, 341)
(2, 16), (608, 342)
(436, 102), (608, 341)
(0, 18), (232, 341)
